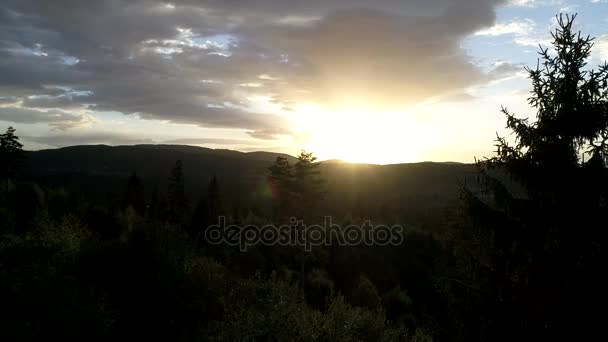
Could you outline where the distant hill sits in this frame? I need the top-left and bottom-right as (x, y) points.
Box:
(21, 144), (296, 205)
(21, 145), (477, 230)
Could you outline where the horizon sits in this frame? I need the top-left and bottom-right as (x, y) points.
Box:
(1, 1), (608, 164)
(23, 142), (469, 166)
(2, 6), (608, 340)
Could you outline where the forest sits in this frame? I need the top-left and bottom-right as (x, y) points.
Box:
(1, 14), (607, 341)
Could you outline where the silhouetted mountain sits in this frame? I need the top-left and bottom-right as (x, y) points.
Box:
(20, 144), (475, 230)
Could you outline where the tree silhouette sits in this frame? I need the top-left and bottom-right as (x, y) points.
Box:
(167, 160), (187, 223)
(268, 152), (324, 221)
(460, 14), (608, 341)
(124, 172), (146, 215)
(206, 176), (222, 223)
(0, 126), (24, 191)
(268, 156), (295, 221)
(192, 176), (223, 241)
(294, 150), (324, 221)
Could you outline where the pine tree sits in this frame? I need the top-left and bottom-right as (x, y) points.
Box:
(206, 175), (222, 224)
(459, 14), (608, 341)
(268, 156), (295, 221)
(294, 151), (324, 221)
(124, 172), (146, 215)
(192, 176), (224, 241)
(0, 126), (25, 191)
(167, 160), (187, 223)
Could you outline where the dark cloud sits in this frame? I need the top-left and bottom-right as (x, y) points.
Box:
(23, 133), (251, 148)
(21, 92), (92, 109)
(0, 96), (20, 105)
(163, 137), (249, 145)
(487, 61), (526, 79)
(247, 128), (291, 140)
(0, 106), (93, 130)
(1, 0), (507, 136)
(22, 133), (156, 147)
(248, 7), (498, 107)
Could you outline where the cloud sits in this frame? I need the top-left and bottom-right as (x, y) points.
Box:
(0, 97), (20, 105)
(247, 128), (291, 140)
(0, 106), (95, 130)
(21, 89), (93, 109)
(22, 133), (255, 148)
(1, 0), (510, 135)
(559, 4), (578, 13)
(475, 19), (535, 36)
(595, 35), (608, 62)
(247, 6), (504, 108)
(475, 17), (554, 47)
(162, 137), (249, 145)
(487, 61), (527, 80)
(507, 0), (538, 6)
(22, 133), (156, 147)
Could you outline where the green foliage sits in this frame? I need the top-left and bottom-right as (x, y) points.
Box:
(351, 275), (382, 310)
(0, 150), (451, 341)
(211, 273), (412, 342)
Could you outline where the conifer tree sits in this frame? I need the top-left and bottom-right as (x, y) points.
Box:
(0, 126), (24, 191)
(459, 14), (608, 341)
(124, 172), (146, 215)
(206, 176), (222, 224)
(268, 156), (295, 221)
(294, 151), (324, 221)
(192, 176), (224, 240)
(167, 160), (187, 222)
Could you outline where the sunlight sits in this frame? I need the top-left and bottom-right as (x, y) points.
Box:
(292, 103), (424, 164)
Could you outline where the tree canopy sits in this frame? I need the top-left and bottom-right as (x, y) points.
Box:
(0, 126), (25, 190)
(460, 14), (608, 341)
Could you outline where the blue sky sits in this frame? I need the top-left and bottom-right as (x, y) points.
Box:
(466, 0), (608, 68)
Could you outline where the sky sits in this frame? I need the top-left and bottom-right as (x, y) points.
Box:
(1, 0), (607, 164)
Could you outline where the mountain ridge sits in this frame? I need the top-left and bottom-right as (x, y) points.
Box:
(19, 144), (477, 229)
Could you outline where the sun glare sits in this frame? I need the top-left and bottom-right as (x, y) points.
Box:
(292, 104), (424, 164)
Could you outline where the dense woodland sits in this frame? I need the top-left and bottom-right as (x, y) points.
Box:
(1, 15), (607, 341)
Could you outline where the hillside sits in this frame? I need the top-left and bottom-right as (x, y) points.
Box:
(20, 145), (476, 229)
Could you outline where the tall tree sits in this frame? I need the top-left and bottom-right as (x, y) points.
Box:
(0, 126), (24, 191)
(294, 151), (324, 221)
(268, 156), (295, 221)
(167, 160), (187, 223)
(206, 175), (222, 224)
(458, 14), (608, 341)
(124, 172), (146, 215)
(192, 176), (224, 241)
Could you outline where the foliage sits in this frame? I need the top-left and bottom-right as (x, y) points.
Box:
(0, 126), (24, 191)
(124, 172), (146, 215)
(268, 156), (295, 221)
(458, 14), (608, 341)
(168, 159), (188, 223)
(268, 151), (325, 221)
(0, 147), (445, 340)
(7, 14), (607, 341)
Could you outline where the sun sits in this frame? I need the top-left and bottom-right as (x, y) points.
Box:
(291, 103), (423, 164)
